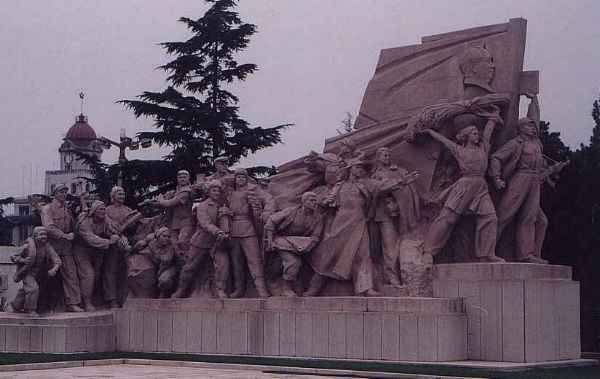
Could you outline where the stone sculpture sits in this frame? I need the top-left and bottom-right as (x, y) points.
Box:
(490, 95), (568, 263)
(227, 169), (273, 298)
(370, 147), (420, 286)
(10, 227), (61, 316)
(174, 180), (231, 299)
(156, 170), (195, 257)
(130, 227), (178, 298)
(73, 201), (126, 311)
(308, 159), (380, 297)
(264, 191), (323, 297)
(40, 184), (81, 312)
(422, 110), (505, 263)
(105, 186), (141, 307)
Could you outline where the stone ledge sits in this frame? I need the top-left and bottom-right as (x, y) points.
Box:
(123, 297), (463, 314)
(0, 311), (113, 326)
(433, 263), (572, 281)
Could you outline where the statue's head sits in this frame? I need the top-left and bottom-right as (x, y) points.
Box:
(177, 170), (191, 187)
(376, 147), (391, 166)
(155, 227), (171, 246)
(349, 160), (367, 179)
(53, 184), (69, 202)
(206, 180), (223, 201)
(110, 186), (125, 205)
(301, 191), (318, 211)
(234, 169), (249, 188)
(33, 226), (48, 244)
(454, 114), (482, 146)
(518, 117), (538, 138)
(459, 46), (495, 86)
(214, 157), (229, 174)
(89, 200), (107, 221)
(324, 163), (341, 186)
(338, 139), (357, 159)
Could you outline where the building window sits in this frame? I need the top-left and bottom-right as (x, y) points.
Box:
(71, 183), (77, 194)
(18, 205), (29, 216)
(50, 184), (56, 194)
(85, 183), (90, 192)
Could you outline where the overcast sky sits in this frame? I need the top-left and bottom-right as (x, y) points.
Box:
(1, 0), (599, 196)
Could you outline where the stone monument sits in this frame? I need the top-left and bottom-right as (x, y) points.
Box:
(0, 18), (581, 366)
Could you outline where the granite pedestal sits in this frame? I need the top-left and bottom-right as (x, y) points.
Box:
(0, 311), (114, 353)
(114, 296), (467, 362)
(433, 263), (580, 363)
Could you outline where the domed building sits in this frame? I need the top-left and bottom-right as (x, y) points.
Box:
(44, 113), (104, 195)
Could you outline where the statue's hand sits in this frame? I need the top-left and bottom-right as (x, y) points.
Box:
(48, 267), (58, 277)
(64, 233), (75, 241)
(494, 177), (506, 190)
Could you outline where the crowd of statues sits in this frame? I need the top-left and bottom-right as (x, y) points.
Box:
(9, 46), (568, 316)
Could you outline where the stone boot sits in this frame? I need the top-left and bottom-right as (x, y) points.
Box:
(303, 274), (325, 297)
(66, 304), (84, 313)
(281, 280), (297, 297)
(254, 278), (271, 298)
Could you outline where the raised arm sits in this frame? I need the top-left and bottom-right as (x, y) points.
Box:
(423, 129), (460, 158)
(481, 106), (503, 153)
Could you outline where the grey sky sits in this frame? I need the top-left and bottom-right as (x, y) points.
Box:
(1, 0), (599, 196)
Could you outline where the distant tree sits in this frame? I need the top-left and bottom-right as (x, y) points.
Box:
(119, 0), (290, 187)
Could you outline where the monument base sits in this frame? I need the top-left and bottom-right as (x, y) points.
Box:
(115, 296), (467, 362)
(433, 263), (580, 363)
(0, 311), (114, 353)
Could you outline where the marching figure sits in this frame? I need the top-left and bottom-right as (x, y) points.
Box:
(264, 191), (323, 297)
(173, 180), (232, 299)
(10, 227), (61, 316)
(40, 184), (82, 312)
(422, 109), (505, 263)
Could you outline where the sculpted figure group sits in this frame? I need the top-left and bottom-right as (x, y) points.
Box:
(9, 46), (567, 315)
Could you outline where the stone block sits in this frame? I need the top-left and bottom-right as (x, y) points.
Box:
(230, 312), (248, 354)
(217, 311), (233, 354)
(142, 310), (158, 352)
(328, 312), (346, 358)
(200, 311), (217, 353)
(398, 314), (418, 361)
(263, 312), (280, 356)
(223, 298), (264, 312)
(458, 279), (482, 360)
(312, 312), (329, 358)
(129, 311), (145, 352)
(186, 311), (202, 353)
(364, 313), (382, 360)
(157, 311), (173, 352)
(502, 280), (525, 362)
(29, 326), (42, 352)
(279, 312), (296, 356)
(538, 280), (559, 361)
(295, 312), (313, 357)
(42, 326), (56, 353)
(557, 281), (581, 359)
(381, 314), (399, 361)
(480, 281), (502, 361)
(417, 315), (437, 361)
(17, 326), (30, 352)
(437, 315), (467, 361)
(247, 312), (264, 355)
(114, 309), (130, 351)
(171, 311), (187, 352)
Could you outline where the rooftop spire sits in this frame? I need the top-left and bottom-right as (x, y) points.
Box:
(79, 91), (85, 115)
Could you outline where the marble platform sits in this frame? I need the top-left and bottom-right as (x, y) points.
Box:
(433, 263), (580, 363)
(114, 296), (468, 362)
(0, 311), (114, 353)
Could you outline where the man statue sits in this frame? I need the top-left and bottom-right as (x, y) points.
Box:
(156, 170), (195, 257)
(10, 227), (61, 316)
(40, 184), (82, 312)
(173, 180), (231, 299)
(264, 191), (323, 297)
(370, 147), (420, 286)
(227, 169), (274, 298)
(194, 157), (235, 196)
(74, 201), (123, 311)
(130, 227), (178, 298)
(489, 96), (566, 263)
(105, 186), (141, 307)
(459, 45), (496, 99)
(307, 159), (380, 297)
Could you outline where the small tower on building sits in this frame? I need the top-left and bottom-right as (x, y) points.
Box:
(44, 95), (104, 195)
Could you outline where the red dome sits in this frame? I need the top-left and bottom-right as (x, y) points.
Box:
(65, 114), (97, 141)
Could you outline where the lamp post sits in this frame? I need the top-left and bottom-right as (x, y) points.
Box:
(99, 129), (152, 186)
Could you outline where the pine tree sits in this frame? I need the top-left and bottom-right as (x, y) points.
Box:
(120, 0), (290, 180)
